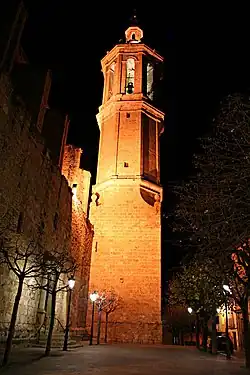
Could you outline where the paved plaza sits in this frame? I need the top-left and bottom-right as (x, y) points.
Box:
(0, 345), (247, 374)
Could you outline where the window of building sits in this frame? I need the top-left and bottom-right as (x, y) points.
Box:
(39, 220), (45, 234)
(126, 58), (135, 94)
(17, 212), (24, 233)
(147, 63), (154, 100)
(53, 213), (59, 230)
(72, 183), (77, 197)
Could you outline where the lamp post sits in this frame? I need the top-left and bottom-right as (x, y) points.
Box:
(63, 276), (75, 351)
(223, 284), (231, 338)
(89, 291), (99, 346)
(223, 284), (232, 359)
(188, 307), (193, 343)
(188, 307), (200, 349)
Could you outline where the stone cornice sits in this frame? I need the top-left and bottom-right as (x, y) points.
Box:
(101, 44), (163, 69)
(93, 176), (163, 197)
(96, 98), (165, 129)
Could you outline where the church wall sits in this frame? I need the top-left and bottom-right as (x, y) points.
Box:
(0, 73), (71, 338)
(62, 145), (94, 334)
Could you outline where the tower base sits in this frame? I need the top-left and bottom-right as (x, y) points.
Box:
(87, 178), (162, 345)
(87, 316), (162, 344)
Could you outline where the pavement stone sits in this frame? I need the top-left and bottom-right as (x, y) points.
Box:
(0, 345), (248, 375)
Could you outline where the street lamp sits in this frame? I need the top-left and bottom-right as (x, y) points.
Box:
(63, 276), (75, 351)
(223, 284), (232, 339)
(223, 284), (232, 359)
(223, 284), (231, 294)
(89, 291), (99, 346)
(187, 307), (193, 343)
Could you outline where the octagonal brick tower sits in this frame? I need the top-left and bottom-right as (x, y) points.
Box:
(88, 21), (165, 343)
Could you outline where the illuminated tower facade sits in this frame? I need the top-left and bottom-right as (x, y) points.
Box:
(88, 20), (165, 343)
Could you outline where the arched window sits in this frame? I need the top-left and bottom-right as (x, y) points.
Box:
(147, 63), (154, 100)
(126, 58), (135, 94)
(108, 62), (115, 99)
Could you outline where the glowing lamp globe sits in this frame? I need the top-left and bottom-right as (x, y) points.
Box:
(68, 277), (75, 290)
(90, 291), (99, 302)
(223, 284), (231, 294)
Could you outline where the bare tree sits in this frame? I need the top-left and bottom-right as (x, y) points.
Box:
(33, 248), (77, 356)
(96, 289), (122, 344)
(0, 235), (45, 366)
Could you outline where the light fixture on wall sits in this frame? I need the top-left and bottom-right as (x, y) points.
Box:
(72, 183), (77, 198)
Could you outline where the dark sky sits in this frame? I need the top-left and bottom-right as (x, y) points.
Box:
(21, 2), (250, 268)
(21, 3), (250, 182)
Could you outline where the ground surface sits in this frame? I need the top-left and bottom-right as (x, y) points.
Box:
(0, 344), (248, 374)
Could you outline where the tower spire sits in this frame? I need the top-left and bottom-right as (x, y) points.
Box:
(125, 10), (143, 44)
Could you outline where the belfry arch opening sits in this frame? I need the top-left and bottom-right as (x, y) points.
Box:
(126, 58), (135, 94)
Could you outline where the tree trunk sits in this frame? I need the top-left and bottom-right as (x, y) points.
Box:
(211, 313), (217, 354)
(45, 288), (57, 356)
(180, 330), (184, 346)
(202, 319), (208, 352)
(242, 302), (250, 368)
(2, 275), (24, 366)
(190, 327), (193, 343)
(104, 313), (108, 343)
(97, 309), (102, 345)
(195, 314), (200, 349)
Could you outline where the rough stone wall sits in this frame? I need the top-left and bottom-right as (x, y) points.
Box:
(0, 73), (72, 337)
(62, 145), (94, 334)
(88, 180), (162, 344)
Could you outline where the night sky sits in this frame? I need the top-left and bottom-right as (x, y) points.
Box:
(21, 2), (250, 268)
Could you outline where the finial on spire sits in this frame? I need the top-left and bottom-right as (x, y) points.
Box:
(130, 9), (139, 26)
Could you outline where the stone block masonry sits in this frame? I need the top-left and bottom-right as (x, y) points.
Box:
(88, 179), (162, 343)
(0, 73), (94, 339)
(0, 73), (71, 337)
(86, 22), (164, 344)
(62, 145), (94, 332)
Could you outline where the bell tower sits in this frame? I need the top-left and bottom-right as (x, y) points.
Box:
(88, 18), (165, 343)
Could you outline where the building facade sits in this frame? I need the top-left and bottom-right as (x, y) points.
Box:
(88, 23), (165, 343)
